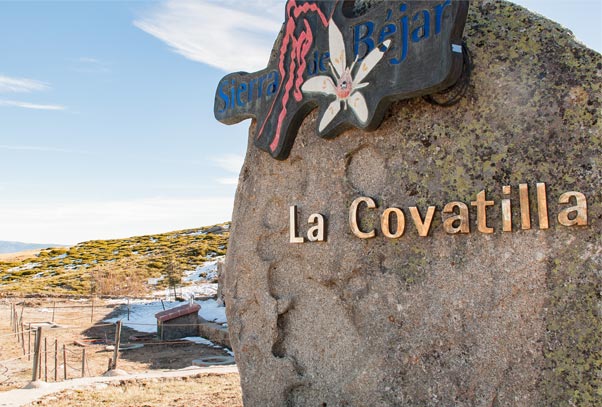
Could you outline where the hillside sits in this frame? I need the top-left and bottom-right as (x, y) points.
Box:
(0, 223), (229, 296)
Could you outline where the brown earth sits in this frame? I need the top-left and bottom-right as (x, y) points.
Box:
(0, 298), (237, 396)
(25, 374), (242, 407)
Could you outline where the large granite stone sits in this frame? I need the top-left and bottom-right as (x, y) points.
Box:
(223, 1), (601, 406)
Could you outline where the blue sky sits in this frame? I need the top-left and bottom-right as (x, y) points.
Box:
(0, 0), (600, 245)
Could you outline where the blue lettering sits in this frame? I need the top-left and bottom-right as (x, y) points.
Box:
(319, 51), (330, 73)
(217, 81), (229, 113)
(229, 79), (236, 109)
(248, 79), (257, 102)
(411, 10), (430, 42)
(354, 21), (375, 59)
(378, 23), (397, 45)
(266, 71), (279, 96)
(258, 76), (265, 98)
(390, 4), (408, 65)
(435, 0), (451, 34)
(236, 83), (247, 107)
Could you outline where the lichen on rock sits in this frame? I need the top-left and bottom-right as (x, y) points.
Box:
(224, 1), (601, 406)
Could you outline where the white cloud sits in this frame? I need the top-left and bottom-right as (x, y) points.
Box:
(134, 0), (282, 72)
(213, 153), (244, 174)
(0, 197), (235, 245)
(0, 100), (66, 111)
(0, 75), (49, 93)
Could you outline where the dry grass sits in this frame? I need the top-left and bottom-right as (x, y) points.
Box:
(0, 250), (44, 263)
(0, 223), (229, 296)
(27, 374), (243, 407)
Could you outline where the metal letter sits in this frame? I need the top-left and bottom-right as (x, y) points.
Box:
(536, 183), (549, 230)
(409, 206), (436, 237)
(558, 192), (588, 226)
(381, 207), (405, 238)
(442, 201), (470, 234)
(289, 206), (305, 243)
(307, 213), (326, 242)
(349, 197), (376, 239)
(519, 183), (531, 230)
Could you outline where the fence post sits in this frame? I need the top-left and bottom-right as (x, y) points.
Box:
(20, 322), (26, 354)
(81, 348), (86, 377)
(28, 323), (31, 360)
(111, 321), (122, 370)
(54, 339), (58, 382)
(31, 327), (42, 382)
(13, 304), (19, 342)
(127, 299), (130, 321)
(63, 344), (67, 380)
(44, 337), (48, 382)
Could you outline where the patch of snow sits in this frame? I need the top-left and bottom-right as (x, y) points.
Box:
(103, 298), (227, 334)
(154, 284), (218, 300)
(181, 336), (220, 347)
(183, 257), (224, 283)
(179, 230), (206, 237)
(198, 299), (227, 323)
(147, 276), (165, 286)
(32, 272), (45, 279)
(7, 262), (41, 273)
(51, 254), (68, 260)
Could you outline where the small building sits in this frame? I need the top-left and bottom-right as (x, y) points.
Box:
(155, 302), (200, 340)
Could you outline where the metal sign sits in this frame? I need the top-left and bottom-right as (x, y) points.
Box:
(214, 0), (469, 160)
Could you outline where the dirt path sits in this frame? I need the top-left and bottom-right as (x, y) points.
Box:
(1, 365), (238, 407)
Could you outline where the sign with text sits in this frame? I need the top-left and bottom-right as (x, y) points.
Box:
(214, 0), (469, 159)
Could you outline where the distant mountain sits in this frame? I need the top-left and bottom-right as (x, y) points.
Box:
(0, 241), (65, 254)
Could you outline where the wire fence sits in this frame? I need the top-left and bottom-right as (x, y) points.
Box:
(1, 297), (224, 386)
(1, 299), (132, 385)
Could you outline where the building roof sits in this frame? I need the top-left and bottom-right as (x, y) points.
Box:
(155, 303), (201, 323)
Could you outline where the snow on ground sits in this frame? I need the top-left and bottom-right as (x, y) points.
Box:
(183, 256), (224, 283)
(103, 299), (227, 332)
(103, 298), (229, 352)
(102, 258), (227, 349)
(196, 299), (227, 323)
(7, 262), (40, 272)
(151, 283), (218, 299)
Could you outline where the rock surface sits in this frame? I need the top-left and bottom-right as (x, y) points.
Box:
(224, 2), (601, 406)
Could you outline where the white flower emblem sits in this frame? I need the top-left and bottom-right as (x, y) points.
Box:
(302, 19), (391, 132)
